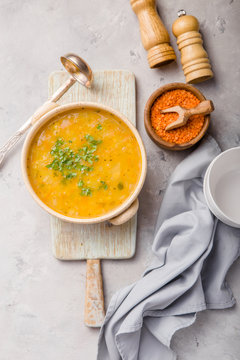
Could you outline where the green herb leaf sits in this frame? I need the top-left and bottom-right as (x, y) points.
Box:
(97, 124), (102, 130)
(118, 182), (124, 190)
(78, 179), (84, 188)
(99, 181), (108, 190)
(55, 138), (64, 147)
(85, 134), (102, 145)
(85, 134), (94, 142)
(64, 172), (77, 179)
(46, 136), (101, 193)
(81, 187), (92, 196)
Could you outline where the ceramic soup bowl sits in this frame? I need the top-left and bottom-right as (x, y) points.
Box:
(22, 102), (147, 225)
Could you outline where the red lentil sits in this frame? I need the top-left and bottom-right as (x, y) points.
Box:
(150, 89), (205, 144)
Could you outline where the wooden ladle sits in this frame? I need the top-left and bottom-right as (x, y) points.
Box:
(163, 100), (214, 131)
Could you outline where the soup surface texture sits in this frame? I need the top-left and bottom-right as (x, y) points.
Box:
(27, 108), (142, 218)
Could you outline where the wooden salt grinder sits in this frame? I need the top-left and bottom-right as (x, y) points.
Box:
(172, 10), (214, 84)
(130, 0), (176, 68)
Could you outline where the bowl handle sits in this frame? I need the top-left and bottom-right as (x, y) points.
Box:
(109, 198), (139, 226)
(31, 101), (59, 125)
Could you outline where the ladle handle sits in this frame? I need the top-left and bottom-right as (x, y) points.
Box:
(84, 259), (105, 327)
(0, 119), (32, 166)
(187, 100), (214, 116)
(50, 77), (76, 102)
(0, 101), (58, 167)
(31, 101), (58, 124)
(0, 76), (76, 167)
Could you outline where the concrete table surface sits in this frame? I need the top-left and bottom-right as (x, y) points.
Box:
(0, 0), (239, 359)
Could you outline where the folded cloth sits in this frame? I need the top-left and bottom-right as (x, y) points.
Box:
(97, 136), (240, 360)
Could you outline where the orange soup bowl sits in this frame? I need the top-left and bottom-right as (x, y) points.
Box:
(21, 102), (147, 225)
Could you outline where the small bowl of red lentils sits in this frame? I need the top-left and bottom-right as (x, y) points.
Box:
(144, 83), (211, 150)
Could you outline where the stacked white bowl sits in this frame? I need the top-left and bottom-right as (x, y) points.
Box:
(204, 146), (240, 228)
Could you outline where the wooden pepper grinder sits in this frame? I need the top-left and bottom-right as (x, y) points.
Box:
(130, 0), (176, 68)
(172, 10), (213, 83)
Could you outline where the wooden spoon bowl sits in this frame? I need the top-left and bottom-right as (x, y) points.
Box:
(144, 82), (211, 151)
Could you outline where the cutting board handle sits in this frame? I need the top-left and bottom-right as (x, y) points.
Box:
(84, 259), (105, 327)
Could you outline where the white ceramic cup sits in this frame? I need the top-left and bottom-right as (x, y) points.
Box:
(203, 146), (240, 228)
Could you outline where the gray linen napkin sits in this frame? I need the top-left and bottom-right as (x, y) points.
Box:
(97, 136), (240, 360)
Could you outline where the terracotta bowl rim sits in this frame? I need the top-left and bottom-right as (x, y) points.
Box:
(144, 82), (210, 151)
(21, 102), (147, 224)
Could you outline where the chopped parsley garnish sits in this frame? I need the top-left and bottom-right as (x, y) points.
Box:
(77, 180), (92, 196)
(99, 181), (108, 190)
(46, 136), (102, 196)
(117, 182), (124, 190)
(81, 187), (92, 196)
(64, 172), (77, 179)
(78, 179), (84, 188)
(85, 134), (102, 145)
(97, 124), (102, 130)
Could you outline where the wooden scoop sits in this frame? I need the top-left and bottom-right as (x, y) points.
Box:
(163, 100), (214, 131)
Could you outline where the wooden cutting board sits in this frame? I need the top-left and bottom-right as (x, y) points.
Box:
(48, 70), (137, 326)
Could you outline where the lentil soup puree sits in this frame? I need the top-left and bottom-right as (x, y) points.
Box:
(27, 108), (142, 218)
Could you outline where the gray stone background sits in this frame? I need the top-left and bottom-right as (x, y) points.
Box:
(0, 0), (239, 359)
